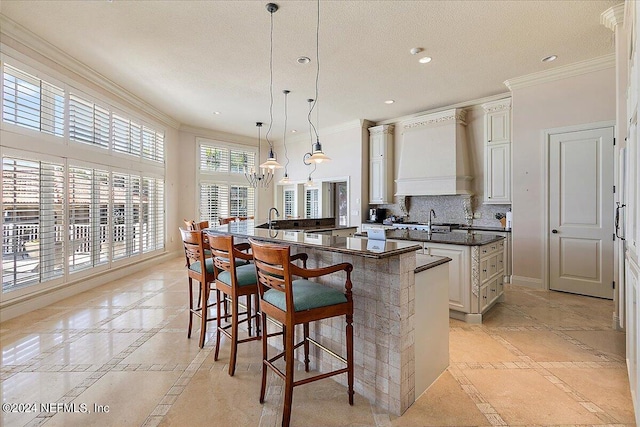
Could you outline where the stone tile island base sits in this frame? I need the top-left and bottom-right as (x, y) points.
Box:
(261, 247), (449, 416)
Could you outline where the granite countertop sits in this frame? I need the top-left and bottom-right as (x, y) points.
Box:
(415, 256), (452, 273)
(358, 229), (505, 246)
(458, 225), (511, 233)
(207, 221), (421, 259)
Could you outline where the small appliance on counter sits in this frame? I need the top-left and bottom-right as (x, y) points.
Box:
(368, 207), (387, 223)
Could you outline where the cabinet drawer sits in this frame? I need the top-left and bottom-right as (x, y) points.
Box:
(489, 278), (499, 301)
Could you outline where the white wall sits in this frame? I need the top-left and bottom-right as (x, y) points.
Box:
(510, 68), (616, 287)
(271, 120), (369, 225)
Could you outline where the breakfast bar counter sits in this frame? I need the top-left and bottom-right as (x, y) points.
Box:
(207, 220), (450, 415)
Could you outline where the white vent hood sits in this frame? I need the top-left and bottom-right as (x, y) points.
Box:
(395, 108), (473, 196)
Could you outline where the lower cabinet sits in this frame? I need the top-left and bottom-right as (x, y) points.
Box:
(424, 238), (506, 323)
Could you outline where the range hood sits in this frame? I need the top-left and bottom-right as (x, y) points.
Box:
(395, 108), (473, 196)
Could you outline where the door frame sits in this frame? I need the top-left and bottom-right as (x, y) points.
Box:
(543, 120), (615, 292)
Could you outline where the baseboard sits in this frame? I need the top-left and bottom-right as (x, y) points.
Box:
(511, 275), (544, 290)
(0, 251), (180, 322)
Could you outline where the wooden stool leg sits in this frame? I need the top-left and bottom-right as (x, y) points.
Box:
(282, 323), (295, 427)
(229, 294), (239, 376)
(187, 278), (194, 338)
(254, 294), (261, 336)
(259, 312), (268, 404)
(347, 313), (354, 405)
(214, 289), (223, 360)
(247, 295), (253, 337)
(198, 282), (209, 348)
(303, 323), (310, 372)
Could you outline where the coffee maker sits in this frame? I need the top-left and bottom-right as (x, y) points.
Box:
(368, 208), (387, 223)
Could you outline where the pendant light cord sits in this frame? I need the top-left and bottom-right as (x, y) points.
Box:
(283, 90), (290, 171)
(307, 0), (320, 144)
(265, 8), (275, 151)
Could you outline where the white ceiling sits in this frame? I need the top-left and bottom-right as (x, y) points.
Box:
(0, 0), (619, 139)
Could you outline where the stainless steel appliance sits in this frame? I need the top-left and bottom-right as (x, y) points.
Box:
(368, 208), (387, 223)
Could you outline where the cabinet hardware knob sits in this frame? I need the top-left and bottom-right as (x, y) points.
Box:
(552, 229), (558, 234)
(483, 269), (487, 273)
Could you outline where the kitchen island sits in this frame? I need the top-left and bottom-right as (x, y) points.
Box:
(359, 228), (507, 323)
(207, 220), (450, 415)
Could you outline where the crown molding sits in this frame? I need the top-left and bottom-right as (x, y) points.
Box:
(600, 3), (625, 31)
(0, 14), (181, 129)
(504, 54), (615, 91)
(482, 98), (511, 113)
(402, 108), (467, 130)
(368, 124), (395, 135)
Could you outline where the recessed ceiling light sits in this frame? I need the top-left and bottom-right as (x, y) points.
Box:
(384, 100), (395, 104)
(297, 56), (311, 64)
(410, 47), (423, 55)
(213, 111), (221, 115)
(419, 56), (432, 64)
(291, 129), (297, 133)
(541, 55), (557, 63)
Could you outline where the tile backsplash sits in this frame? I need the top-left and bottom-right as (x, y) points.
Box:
(376, 195), (510, 228)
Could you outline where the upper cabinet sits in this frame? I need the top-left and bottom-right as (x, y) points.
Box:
(369, 124), (394, 204)
(482, 99), (512, 204)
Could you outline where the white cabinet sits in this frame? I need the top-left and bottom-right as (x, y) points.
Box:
(483, 99), (512, 204)
(368, 124), (394, 204)
(424, 238), (506, 323)
(453, 229), (512, 283)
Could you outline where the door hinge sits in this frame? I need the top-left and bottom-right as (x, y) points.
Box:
(612, 281), (616, 289)
(613, 185), (616, 193)
(613, 137), (616, 146)
(613, 233), (616, 241)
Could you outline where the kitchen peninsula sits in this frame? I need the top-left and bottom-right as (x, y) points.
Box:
(207, 220), (451, 415)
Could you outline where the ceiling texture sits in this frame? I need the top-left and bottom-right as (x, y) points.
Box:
(0, 0), (619, 140)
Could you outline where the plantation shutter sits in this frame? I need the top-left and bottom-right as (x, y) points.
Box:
(200, 183), (229, 225)
(2, 64), (64, 136)
(229, 185), (254, 218)
(200, 145), (229, 173)
(284, 189), (295, 218)
(305, 188), (319, 218)
(68, 166), (93, 272)
(112, 114), (142, 156)
(142, 126), (164, 162)
(142, 177), (164, 253)
(69, 94), (109, 148)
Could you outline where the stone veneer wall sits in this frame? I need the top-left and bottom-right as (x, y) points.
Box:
(261, 246), (418, 415)
(377, 195), (510, 228)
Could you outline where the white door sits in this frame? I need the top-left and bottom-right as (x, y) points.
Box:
(549, 127), (614, 299)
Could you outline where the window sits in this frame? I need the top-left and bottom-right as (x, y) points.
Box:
(197, 140), (257, 224)
(68, 166), (110, 272)
(112, 114), (141, 156)
(142, 126), (164, 163)
(69, 94), (110, 148)
(305, 188), (320, 218)
(2, 64), (64, 136)
(111, 173), (141, 260)
(142, 177), (164, 253)
(284, 188), (295, 218)
(2, 157), (65, 293)
(200, 183), (229, 225)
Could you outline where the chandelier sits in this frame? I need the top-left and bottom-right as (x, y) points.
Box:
(245, 122), (274, 188)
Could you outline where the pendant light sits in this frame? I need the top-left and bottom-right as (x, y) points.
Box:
(304, 98), (317, 186)
(259, 2), (283, 172)
(279, 89), (291, 184)
(304, 0), (331, 165)
(245, 122), (274, 188)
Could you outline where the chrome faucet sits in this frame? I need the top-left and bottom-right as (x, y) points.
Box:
(268, 207), (280, 227)
(427, 209), (437, 231)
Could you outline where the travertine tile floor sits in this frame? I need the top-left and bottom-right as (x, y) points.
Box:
(0, 256), (635, 426)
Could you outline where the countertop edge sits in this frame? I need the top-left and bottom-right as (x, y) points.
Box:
(415, 257), (452, 273)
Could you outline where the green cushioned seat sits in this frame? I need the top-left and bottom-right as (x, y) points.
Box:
(217, 263), (258, 287)
(263, 279), (347, 312)
(190, 257), (247, 275)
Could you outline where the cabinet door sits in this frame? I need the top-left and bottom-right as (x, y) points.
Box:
(426, 245), (469, 313)
(485, 143), (511, 204)
(370, 133), (385, 159)
(487, 110), (510, 144)
(369, 158), (384, 203)
(480, 285), (490, 311)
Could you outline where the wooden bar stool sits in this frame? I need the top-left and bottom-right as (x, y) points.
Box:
(249, 239), (354, 427)
(207, 233), (262, 376)
(180, 228), (218, 348)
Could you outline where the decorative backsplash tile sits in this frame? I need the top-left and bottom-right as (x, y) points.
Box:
(376, 195), (510, 228)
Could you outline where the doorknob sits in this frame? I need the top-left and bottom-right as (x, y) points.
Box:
(552, 229), (558, 234)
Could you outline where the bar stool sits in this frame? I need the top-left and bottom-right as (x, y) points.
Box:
(180, 228), (218, 348)
(207, 233), (262, 376)
(249, 239), (354, 427)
